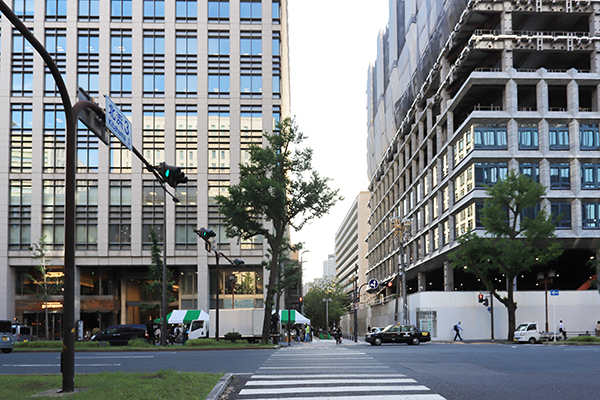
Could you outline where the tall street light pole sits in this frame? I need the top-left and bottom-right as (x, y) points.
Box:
(391, 217), (412, 325)
(537, 270), (556, 332)
(299, 250), (309, 314)
(322, 297), (332, 336)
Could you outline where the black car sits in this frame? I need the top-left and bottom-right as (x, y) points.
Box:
(91, 324), (148, 345)
(365, 324), (431, 346)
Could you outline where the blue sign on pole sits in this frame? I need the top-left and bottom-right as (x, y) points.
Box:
(550, 290), (559, 296)
(105, 95), (132, 151)
(368, 279), (379, 290)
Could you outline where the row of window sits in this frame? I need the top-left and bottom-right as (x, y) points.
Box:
(13, 0), (280, 23)
(11, 103), (277, 174)
(9, 179), (263, 250)
(454, 123), (600, 166)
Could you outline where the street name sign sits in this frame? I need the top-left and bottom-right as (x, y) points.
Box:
(105, 95), (132, 151)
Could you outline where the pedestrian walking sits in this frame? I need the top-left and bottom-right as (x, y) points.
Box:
(453, 321), (463, 341)
(154, 327), (161, 345)
(559, 320), (567, 340)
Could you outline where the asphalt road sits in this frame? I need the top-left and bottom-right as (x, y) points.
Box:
(2, 341), (600, 400)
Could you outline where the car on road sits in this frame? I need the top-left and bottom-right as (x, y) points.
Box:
(0, 320), (15, 353)
(365, 323), (431, 346)
(12, 324), (31, 342)
(91, 324), (148, 345)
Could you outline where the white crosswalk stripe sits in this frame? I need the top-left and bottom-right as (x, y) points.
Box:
(235, 343), (446, 400)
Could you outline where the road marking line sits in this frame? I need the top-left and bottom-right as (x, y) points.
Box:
(250, 374), (406, 379)
(2, 364), (122, 367)
(258, 365), (389, 370)
(236, 395), (445, 400)
(73, 356), (154, 359)
(246, 378), (417, 385)
(239, 385), (431, 395)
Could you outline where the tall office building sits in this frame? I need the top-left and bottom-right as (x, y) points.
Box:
(322, 254), (336, 280)
(366, 0), (600, 298)
(0, 0), (290, 338)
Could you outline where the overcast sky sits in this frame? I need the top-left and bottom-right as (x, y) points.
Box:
(287, 1), (389, 283)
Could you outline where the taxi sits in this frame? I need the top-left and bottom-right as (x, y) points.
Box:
(365, 323), (431, 346)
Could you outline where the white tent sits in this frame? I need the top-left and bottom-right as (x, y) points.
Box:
(279, 309), (311, 324)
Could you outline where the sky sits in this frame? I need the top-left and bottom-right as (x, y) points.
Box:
(287, 1), (389, 284)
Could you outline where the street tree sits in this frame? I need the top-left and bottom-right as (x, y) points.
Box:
(216, 117), (342, 343)
(303, 280), (350, 331)
(140, 227), (176, 319)
(448, 171), (562, 341)
(29, 236), (63, 340)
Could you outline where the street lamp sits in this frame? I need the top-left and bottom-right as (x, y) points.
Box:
(391, 217), (412, 325)
(322, 297), (332, 336)
(537, 270), (557, 332)
(299, 250), (309, 314)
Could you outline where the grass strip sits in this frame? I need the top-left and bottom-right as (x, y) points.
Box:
(0, 370), (222, 399)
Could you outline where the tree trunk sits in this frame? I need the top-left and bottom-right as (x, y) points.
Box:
(261, 237), (282, 344)
(506, 284), (517, 341)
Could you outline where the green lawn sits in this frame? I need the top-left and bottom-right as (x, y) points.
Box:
(0, 370), (223, 399)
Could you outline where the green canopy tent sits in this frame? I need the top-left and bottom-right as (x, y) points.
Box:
(154, 310), (209, 324)
(279, 309), (310, 324)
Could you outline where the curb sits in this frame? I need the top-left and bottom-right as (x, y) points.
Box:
(205, 372), (233, 400)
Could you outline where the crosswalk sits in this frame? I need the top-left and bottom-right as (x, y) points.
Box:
(235, 342), (445, 400)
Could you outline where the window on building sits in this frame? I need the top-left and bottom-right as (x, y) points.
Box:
(110, 30), (132, 97)
(582, 203), (600, 228)
(550, 162), (570, 189)
(14, 0), (34, 20)
(208, 0), (229, 23)
(443, 220), (450, 245)
(551, 202), (571, 228)
(580, 123), (600, 150)
(11, 103), (33, 173)
(175, 184), (198, 249)
(454, 165), (474, 202)
(208, 74), (230, 96)
(475, 163), (508, 186)
(77, 123), (99, 174)
(209, 31), (230, 55)
(109, 180), (132, 249)
(521, 203), (540, 222)
(46, 0), (67, 21)
(12, 33), (34, 97)
(519, 162), (539, 183)
(474, 124), (508, 148)
(581, 163), (600, 189)
(208, 179), (230, 243)
(109, 104), (132, 173)
(143, 105), (165, 168)
(443, 186), (449, 211)
(78, 0), (99, 20)
(45, 29), (67, 97)
(518, 123), (539, 149)
(455, 203), (476, 238)
(143, 30), (165, 97)
(176, 0), (197, 21)
(549, 124), (569, 150)
(432, 196), (439, 219)
(454, 129), (473, 166)
(142, 181), (164, 249)
(78, 29), (100, 96)
(111, 0), (132, 21)
(240, 31), (260, 55)
(9, 180), (32, 250)
(143, 0), (164, 21)
(43, 180), (65, 249)
(44, 104), (66, 173)
(176, 105), (198, 173)
(241, 105), (262, 164)
(442, 152), (449, 177)
(240, 0), (261, 23)
(272, 0), (280, 23)
(76, 180), (98, 250)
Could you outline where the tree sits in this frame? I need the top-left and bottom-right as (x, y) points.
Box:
(303, 280), (350, 330)
(29, 236), (63, 340)
(140, 227), (176, 319)
(216, 117), (342, 343)
(448, 171), (562, 341)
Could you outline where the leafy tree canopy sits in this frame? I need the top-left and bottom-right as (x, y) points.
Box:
(303, 280), (350, 330)
(448, 170), (562, 340)
(216, 117), (342, 343)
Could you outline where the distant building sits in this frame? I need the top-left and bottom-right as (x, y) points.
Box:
(322, 254), (336, 280)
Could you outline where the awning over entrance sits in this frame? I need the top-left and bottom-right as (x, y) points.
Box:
(279, 309), (310, 324)
(154, 310), (209, 324)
